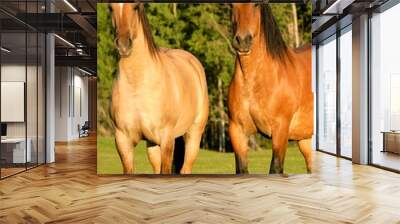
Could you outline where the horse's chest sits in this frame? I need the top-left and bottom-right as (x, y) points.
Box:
(248, 100), (273, 137)
(113, 88), (165, 140)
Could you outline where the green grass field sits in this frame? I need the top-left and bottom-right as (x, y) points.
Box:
(97, 136), (307, 174)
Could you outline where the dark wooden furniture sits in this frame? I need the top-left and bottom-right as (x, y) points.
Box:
(382, 131), (400, 154)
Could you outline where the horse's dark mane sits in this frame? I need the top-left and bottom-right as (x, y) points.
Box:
(260, 4), (288, 61)
(138, 5), (159, 56)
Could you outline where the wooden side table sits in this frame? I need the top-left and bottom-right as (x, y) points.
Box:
(381, 131), (400, 154)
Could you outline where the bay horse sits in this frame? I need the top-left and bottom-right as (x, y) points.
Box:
(110, 3), (209, 174)
(229, 3), (313, 174)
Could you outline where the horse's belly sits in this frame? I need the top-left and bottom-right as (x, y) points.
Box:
(249, 104), (313, 140)
(139, 101), (199, 144)
(173, 101), (200, 135)
(169, 81), (205, 137)
(173, 117), (195, 137)
(288, 110), (313, 140)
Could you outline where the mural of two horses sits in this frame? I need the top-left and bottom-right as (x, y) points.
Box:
(109, 3), (313, 175)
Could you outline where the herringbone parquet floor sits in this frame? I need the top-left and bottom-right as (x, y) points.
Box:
(1, 136), (400, 223)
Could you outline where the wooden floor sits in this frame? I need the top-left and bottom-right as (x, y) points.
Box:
(1, 136), (400, 223)
(372, 150), (400, 171)
(0, 167), (26, 178)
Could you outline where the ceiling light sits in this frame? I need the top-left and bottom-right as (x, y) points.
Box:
(54, 34), (75, 48)
(76, 48), (87, 56)
(63, 0), (78, 12)
(322, 0), (355, 15)
(77, 67), (92, 76)
(1, 47), (11, 53)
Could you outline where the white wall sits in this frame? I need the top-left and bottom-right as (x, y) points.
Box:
(54, 67), (89, 141)
(312, 45), (317, 150)
(352, 14), (369, 164)
(1, 65), (26, 138)
(317, 36), (337, 154)
(1, 63), (46, 164)
(55, 66), (69, 141)
(339, 29), (353, 158)
(72, 72), (89, 138)
(1, 65), (33, 138)
(46, 32), (55, 163)
(370, 4), (400, 162)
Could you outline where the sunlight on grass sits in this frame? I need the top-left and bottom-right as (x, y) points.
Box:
(97, 136), (307, 174)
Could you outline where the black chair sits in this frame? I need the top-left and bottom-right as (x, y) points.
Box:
(79, 121), (90, 138)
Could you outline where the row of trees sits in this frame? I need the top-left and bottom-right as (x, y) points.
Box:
(97, 3), (311, 152)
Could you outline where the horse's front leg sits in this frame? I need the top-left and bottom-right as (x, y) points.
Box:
(160, 136), (175, 174)
(229, 121), (250, 174)
(270, 120), (290, 175)
(180, 125), (203, 174)
(147, 143), (161, 174)
(115, 129), (137, 174)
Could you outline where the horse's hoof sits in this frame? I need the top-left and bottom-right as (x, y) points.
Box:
(281, 173), (289, 178)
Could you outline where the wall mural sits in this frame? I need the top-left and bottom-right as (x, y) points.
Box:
(97, 2), (313, 175)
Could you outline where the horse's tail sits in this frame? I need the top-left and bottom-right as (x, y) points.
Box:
(172, 136), (185, 174)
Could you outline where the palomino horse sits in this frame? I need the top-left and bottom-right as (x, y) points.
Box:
(110, 3), (209, 174)
(229, 3), (313, 174)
